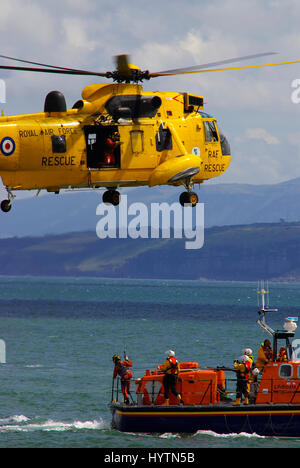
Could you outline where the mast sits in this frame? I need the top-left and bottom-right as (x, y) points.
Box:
(257, 281), (277, 336)
(256, 281), (296, 360)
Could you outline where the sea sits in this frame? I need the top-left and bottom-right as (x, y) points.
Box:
(0, 276), (299, 450)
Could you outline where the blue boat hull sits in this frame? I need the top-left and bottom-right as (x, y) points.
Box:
(110, 403), (300, 436)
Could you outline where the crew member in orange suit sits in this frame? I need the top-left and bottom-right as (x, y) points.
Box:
(161, 350), (183, 405)
(233, 354), (252, 406)
(256, 339), (273, 370)
(277, 346), (288, 362)
(112, 354), (133, 404)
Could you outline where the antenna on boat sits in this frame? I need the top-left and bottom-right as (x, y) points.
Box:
(257, 280), (278, 336)
(257, 280), (271, 310)
(256, 280), (297, 360)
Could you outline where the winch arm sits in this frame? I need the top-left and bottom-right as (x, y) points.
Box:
(257, 315), (275, 337)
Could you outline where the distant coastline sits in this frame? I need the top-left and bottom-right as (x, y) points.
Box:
(1, 221), (300, 281)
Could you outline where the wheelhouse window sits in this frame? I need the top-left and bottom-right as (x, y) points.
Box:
(204, 121), (219, 142)
(279, 364), (293, 378)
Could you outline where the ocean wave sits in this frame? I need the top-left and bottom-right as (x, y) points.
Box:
(159, 432), (179, 439)
(0, 416), (106, 432)
(24, 364), (44, 368)
(0, 415), (30, 425)
(194, 429), (266, 439)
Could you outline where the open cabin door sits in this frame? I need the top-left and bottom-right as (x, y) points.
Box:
(84, 125), (120, 169)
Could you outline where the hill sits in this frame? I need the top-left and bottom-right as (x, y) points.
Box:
(2, 177), (300, 238)
(1, 221), (300, 281)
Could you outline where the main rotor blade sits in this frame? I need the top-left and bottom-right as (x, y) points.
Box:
(115, 54), (131, 75)
(150, 52), (278, 76)
(0, 63), (107, 76)
(151, 58), (300, 77)
(0, 54), (87, 72)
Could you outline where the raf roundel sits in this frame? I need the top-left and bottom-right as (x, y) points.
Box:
(1, 137), (15, 156)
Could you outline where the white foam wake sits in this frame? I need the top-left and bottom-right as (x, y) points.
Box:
(0, 415), (30, 425)
(194, 429), (266, 439)
(0, 415), (106, 432)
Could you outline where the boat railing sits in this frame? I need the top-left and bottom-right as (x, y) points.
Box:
(111, 375), (300, 406)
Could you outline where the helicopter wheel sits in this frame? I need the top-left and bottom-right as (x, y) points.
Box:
(102, 190), (120, 206)
(1, 199), (12, 213)
(179, 191), (198, 207)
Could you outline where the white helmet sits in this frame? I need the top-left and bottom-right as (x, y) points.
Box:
(243, 348), (253, 356)
(252, 368), (260, 376)
(165, 349), (175, 357)
(240, 355), (250, 362)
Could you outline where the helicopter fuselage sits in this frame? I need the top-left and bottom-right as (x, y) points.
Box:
(0, 83), (231, 209)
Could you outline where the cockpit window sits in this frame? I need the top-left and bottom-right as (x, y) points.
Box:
(204, 121), (218, 142)
(198, 111), (212, 118)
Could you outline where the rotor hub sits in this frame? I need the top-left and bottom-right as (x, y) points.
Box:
(105, 69), (150, 83)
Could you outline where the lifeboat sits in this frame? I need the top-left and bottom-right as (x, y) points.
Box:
(110, 283), (300, 436)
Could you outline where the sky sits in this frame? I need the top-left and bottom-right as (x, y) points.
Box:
(1, 0), (300, 203)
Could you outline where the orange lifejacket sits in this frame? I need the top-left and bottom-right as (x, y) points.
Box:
(244, 360), (251, 379)
(114, 359), (133, 380)
(234, 360), (251, 380)
(277, 349), (287, 362)
(167, 356), (179, 375)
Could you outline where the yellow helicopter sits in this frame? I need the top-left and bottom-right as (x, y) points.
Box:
(0, 52), (298, 212)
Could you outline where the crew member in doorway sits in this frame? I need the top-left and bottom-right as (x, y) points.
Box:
(161, 350), (183, 405)
(233, 355), (251, 406)
(112, 354), (133, 404)
(256, 339), (273, 370)
(277, 346), (288, 362)
(101, 137), (116, 166)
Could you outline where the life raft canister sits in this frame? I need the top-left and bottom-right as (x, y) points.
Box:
(157, 362), (198, 372)
(179, 362), (199, 370)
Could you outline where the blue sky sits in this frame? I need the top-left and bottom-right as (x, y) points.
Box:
(1, 0), (300, 203)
